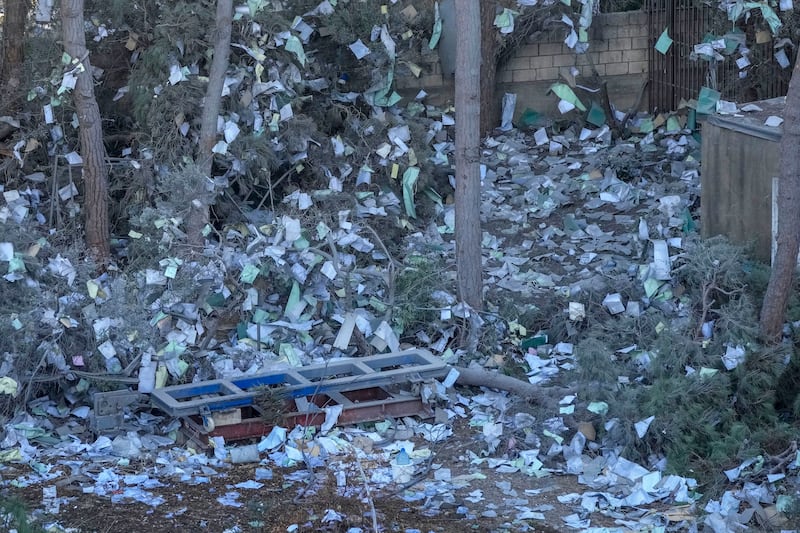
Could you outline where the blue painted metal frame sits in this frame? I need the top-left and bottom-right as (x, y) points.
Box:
(150, 348), (447, 417)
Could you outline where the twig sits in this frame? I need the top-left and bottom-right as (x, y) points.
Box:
(354, 455), (380, 532)
(694, 280), (716, 340)
(766, 440), (798, 475)
(618, 79), (650, 134)
(23, 347), (52, 410)
(50, 154), (61, 227)
(325, 231), (354, 312)
(255, 166), (294, 213)
(363, 225), (399, 323)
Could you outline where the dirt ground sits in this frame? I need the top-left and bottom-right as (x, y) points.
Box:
(3, 416), (640, 533)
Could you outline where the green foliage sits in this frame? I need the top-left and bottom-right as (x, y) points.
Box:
(392, 255), (448, 337)
(576, 237), (798, 493)
(0, 497), (46, 533)
(125, 163), (221, 271)
(89, 0), (160, 32)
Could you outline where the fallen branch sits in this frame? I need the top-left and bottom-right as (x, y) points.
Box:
(453, 365), (572, 408)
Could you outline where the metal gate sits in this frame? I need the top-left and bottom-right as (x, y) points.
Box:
(646, 0), (789, 112)
(646, 0), (714, 112)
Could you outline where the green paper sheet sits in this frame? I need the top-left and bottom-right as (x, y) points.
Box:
(429, 2), (442, 50)
(550, 83), (587, 112)
(284, 35), (306, 66)
(655, 27), (672, 54)
(697, 86), (721, 114)
(402, 166), (420, 218)
(240, 263), (260, 284)
(586, 102), (606, 127)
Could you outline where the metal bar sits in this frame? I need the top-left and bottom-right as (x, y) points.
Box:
(151, 348), (447, 417)
(181, 386), (434, 446)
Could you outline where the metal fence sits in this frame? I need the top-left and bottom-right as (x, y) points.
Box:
(646, 0), (789, 112)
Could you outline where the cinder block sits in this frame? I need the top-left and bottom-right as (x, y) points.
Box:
(513, 69), (536, 82)
(598, 50), (623, 64)
(507, 56), (530, 70)
(607, 38), (632, 52)
(611, 26), (632, 38)
(530, 54), (554, 69)
(628, 60), (648, 74)
(419, 74), (443, 87)
(602, 26), (619, 39)
(586, 63), (606, 76)
(552, 54), (576, 67)
(576, 63), (604, 78)
(498, 70), (513, 83)
(538, 42), (567, 56)
(623, 25), (647, 38)
(518, 44), (539, 57)
(605, 62), (629, 76)
(537, 67), (560, 81)
(631, 37), (650, 50)
(600, 12), (626, 26)
(628, 12), (647, 25)
(623, 49), (647, 63)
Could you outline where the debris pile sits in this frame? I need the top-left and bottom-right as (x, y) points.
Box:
(1, 0), (800, 531)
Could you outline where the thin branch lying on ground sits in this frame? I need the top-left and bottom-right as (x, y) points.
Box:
(354, 455), (380, 533)
(453, 366), (573, 409)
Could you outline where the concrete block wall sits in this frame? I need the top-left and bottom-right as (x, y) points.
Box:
(497, 10), (650, 116)
(499, 11), (649, 83)
(397, 10), (651, 118)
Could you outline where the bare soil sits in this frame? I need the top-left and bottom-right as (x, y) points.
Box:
(2, 417), (637, 533)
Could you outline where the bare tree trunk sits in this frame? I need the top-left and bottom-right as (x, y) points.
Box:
(760, 59), (800, 341)
(62, 0), (111, 263)
(186, 0), (233, 247)
(479, 1), (500, 135)
(1, 0), (30, 116)
(454, 0), (483, 311)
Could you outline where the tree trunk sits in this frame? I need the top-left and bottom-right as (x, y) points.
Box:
(62, 0), (111, 264)
(479, 1), (500, 135)
(185, 0), (233, 247)
(454, 0), (483, 311)
(1, 0), (29, 114)
(760, 59), (800, 341)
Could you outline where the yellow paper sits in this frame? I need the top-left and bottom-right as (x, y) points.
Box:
(125, 33), (138, 51)
(155, 364), (168, 388)
(405, 61), (422, 77)
(87, 280), (99, 298)
(0, 377), (19, 396)
(408, 148), (418, 166)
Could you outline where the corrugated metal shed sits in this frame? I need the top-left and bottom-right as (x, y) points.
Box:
(701, 98), (784, 262)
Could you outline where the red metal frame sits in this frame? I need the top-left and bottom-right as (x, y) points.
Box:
(182, 386), (433, 446)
